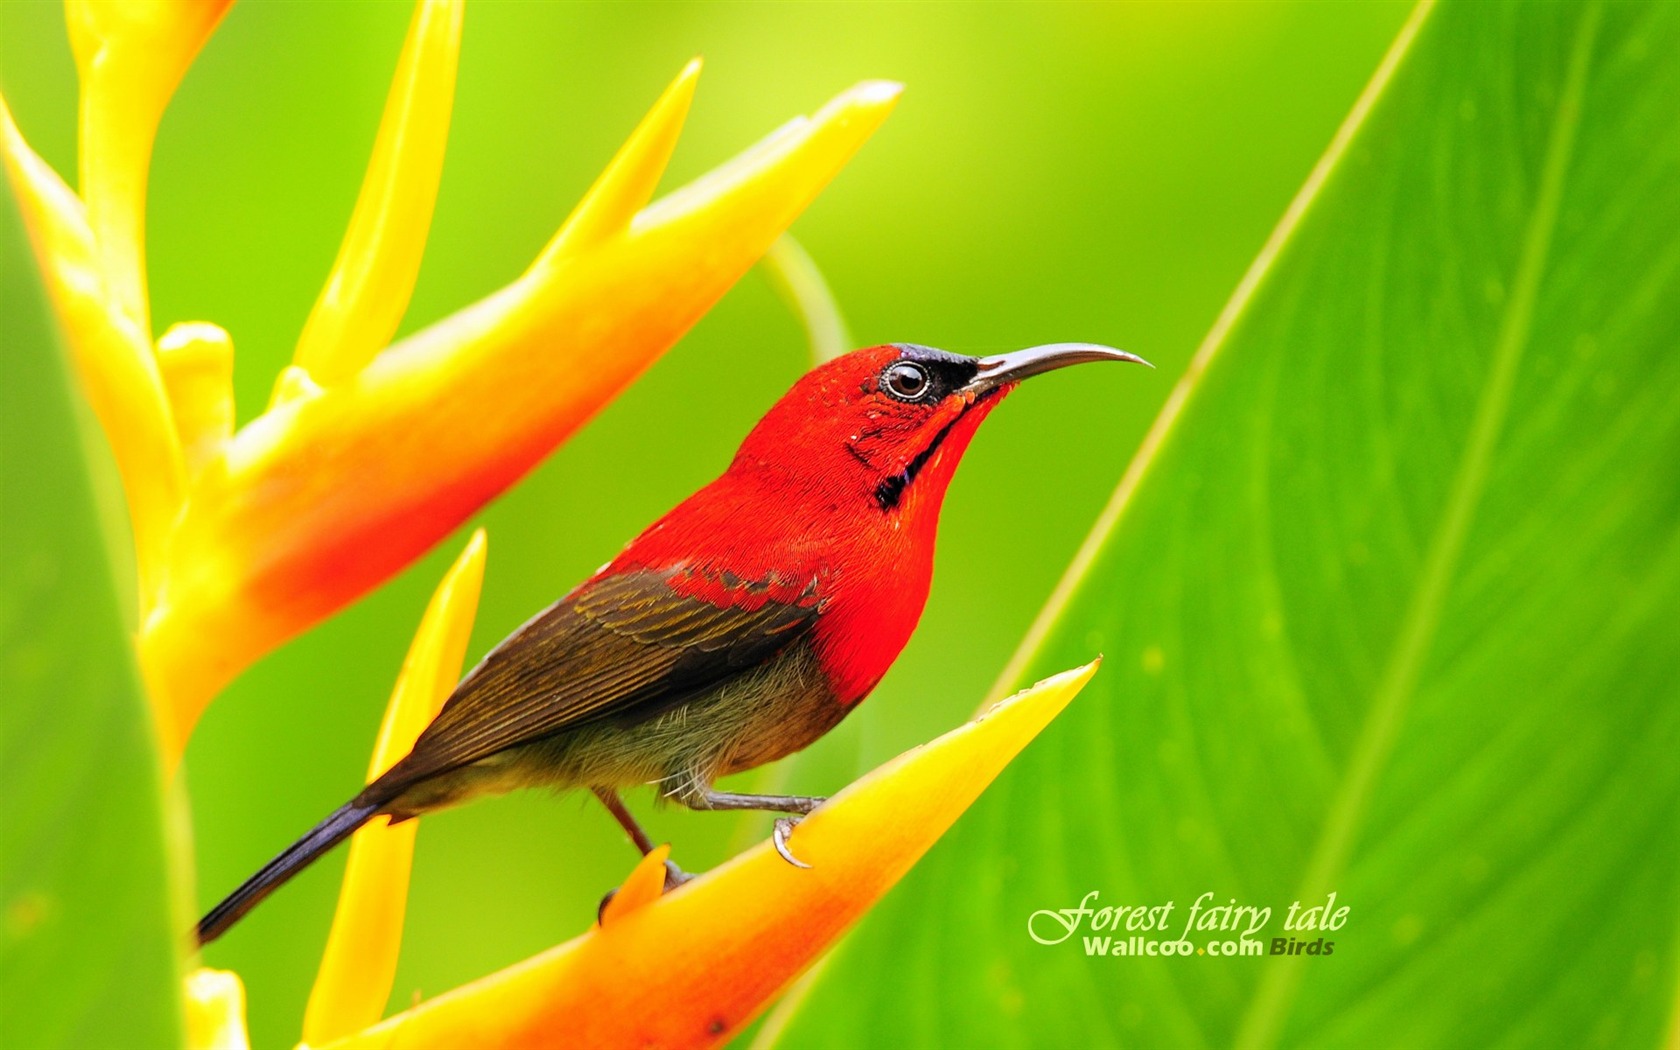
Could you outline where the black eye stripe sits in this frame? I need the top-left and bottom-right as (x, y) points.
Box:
(883, 344), (981, 402)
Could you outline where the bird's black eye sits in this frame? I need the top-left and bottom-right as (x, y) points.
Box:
(881, 361), (932, 402)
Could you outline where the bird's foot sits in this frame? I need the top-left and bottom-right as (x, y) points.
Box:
(773, 816), (812, 869)
(674, 786), (823, 869)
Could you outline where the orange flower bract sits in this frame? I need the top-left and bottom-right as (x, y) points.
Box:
(0, 0), (898, 761)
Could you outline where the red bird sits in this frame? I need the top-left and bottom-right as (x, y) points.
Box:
(198, 341), (1147, 945)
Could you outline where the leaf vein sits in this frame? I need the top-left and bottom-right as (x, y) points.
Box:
(1233, 5), (1604, 1046)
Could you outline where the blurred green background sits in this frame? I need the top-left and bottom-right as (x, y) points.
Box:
(1, 2), (1411, 1046)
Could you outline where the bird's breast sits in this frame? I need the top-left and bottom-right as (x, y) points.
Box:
(809, 529), (937, 704)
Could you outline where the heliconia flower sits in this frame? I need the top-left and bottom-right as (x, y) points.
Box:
(0, 0), (899, 763)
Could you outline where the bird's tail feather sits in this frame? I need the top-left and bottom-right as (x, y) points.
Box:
(196, 796), (382, 947)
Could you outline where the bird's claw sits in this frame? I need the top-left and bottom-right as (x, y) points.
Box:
(773, 816), (812, 869)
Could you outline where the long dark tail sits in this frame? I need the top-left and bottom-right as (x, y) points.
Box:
(196, 796), (382, 947)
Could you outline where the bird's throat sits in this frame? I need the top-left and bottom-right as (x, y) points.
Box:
(872, 390), (1000, 512)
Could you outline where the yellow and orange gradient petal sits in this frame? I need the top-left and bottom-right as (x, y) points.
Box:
(0, 0), (899, 763)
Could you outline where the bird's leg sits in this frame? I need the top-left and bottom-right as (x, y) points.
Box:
(679, 787), (827, 870)
(592, 787), (690, 890)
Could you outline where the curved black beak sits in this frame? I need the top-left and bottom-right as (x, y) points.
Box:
(962, 343), (1152, 397)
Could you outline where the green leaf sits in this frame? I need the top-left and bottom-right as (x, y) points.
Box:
(767, 1), (1680, 1046)
(0, 187), (186, 1042)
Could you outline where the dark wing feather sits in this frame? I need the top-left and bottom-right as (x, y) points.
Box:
(376, 568), (822, 790)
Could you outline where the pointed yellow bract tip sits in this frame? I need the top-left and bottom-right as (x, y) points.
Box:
(537, 57), (702, 265)
(365, 528), (486, 781)
(637, 78), (900, 236)
(294, 0), (463, 386)
(317, 661), (1098, 1050)
(302, 530), (487, 1046)
(848, 79), (906, 106)
(600, 845), (673, 927)
(184, 968), (250, 1050)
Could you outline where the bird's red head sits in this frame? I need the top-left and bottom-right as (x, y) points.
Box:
(731, 343), (1010, 516)
(730, 343), (1146, 515)
(614, 342), (1149, 702)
